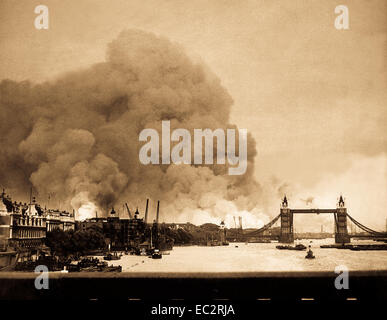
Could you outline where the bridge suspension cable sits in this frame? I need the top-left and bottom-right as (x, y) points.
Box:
(346, 213), (387, 237)
(245, 213), (281, 236)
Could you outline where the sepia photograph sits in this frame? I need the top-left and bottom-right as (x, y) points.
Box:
(0, 0), (386, 314)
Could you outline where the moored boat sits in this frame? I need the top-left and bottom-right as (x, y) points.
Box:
(103, 251), (121, 260)
(0, 249), (18, 271)
(151, 249), (162, 259)
(276, 244), (306, 250)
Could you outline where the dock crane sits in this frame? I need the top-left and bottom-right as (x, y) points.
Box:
(144, 199), (149, 224)
(125, 203), (133, 219)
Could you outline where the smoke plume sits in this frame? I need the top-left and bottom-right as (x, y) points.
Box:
(0, 29), (264, 225)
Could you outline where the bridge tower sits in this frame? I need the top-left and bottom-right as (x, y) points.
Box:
(279, 195), (294, 243)
(334, 195), (350, 244)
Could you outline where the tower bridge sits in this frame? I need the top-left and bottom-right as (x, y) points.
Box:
(245, 195), (387, 244)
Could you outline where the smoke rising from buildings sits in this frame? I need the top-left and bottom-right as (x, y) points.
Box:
(0, 29), (263, 226)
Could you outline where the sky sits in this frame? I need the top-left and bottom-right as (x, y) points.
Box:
(0, 0), (386, 230)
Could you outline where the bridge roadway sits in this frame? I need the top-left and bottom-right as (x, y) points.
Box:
(290, 209), (337, 214)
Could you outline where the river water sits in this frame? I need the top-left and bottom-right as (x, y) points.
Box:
(102, 239), (387, 273)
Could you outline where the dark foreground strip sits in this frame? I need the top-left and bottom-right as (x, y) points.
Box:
(0, 270), (386, 301)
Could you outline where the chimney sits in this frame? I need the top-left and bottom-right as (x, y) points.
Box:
(156, 200), (160, 224)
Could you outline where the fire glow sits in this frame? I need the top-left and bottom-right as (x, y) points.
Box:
(77, 202), (98, 221)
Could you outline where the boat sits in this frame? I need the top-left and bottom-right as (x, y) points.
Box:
(78, 257), (100, 267)
(149, 200), (174, 252)
(103, 265), (122, 272)
(206, 234), (221, 246)
(305, 249), (315, 259)
(0, 235), (18, 271)
(305, 244), (315, 259)
(69, 257), (122, 272)
(208, 240), (221, 246)
(103, 251), (121, 260)
(321, 244), (387, 251)
(157, 235), (174, 251)
(67, 263), (80, 272)
(320, 244), (353, 249)
(151, 249), (162, 259)
(276, 244), (307, 251)
(350, 244), (387, 251)
(0, 249), (19, 271)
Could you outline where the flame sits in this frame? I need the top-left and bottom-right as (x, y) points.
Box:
(71, 191), (98, 221)
(77, 202), (97, 221)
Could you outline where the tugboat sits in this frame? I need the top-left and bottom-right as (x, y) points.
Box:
(220, 221), (229, 246)
(305, 245), (315, 259)
(103, 251), (121, 261)
(151, 249), (162, 259)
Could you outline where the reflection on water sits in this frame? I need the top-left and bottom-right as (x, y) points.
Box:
(104, 238), (387, 273)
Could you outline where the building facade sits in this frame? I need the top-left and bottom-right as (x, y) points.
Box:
(76, 208), (146, 250)
(46, 209), (75, 232)
(0, 191), (46, 249)
(0, 190), (76, 250)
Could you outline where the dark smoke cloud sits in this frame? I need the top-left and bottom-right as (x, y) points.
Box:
(0, 29), (262, 224)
